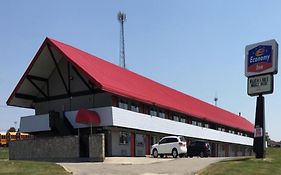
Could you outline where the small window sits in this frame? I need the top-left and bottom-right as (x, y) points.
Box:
(180, 117), (186, 123)
(131, 103), (139, 112)
(118, 99), (128, 110)
(173, 115), (179, 122)
(221, 128), (225, 132)
(119, 132), (129, 145)
(192, 120), (197, 125)
(204, 123), (209, 128)
(197, 122), (202, 127)
(159, 111), (166, 118)
(150, 108), (157, 116)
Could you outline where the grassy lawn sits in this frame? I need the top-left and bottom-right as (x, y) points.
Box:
(199, 148), (281, 175)
(0, 147), (8, 159)
(0, 147), (70, 175)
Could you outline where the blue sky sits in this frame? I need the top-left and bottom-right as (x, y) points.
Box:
(0, 1), (280, 141)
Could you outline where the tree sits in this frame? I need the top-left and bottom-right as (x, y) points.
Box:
(7, 127), (16, 132)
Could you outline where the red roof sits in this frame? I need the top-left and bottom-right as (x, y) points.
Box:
(7, 37), (254, 133)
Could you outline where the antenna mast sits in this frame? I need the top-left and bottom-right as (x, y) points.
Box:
(118, 12), (126, 69)
(214, 93), (218, 106)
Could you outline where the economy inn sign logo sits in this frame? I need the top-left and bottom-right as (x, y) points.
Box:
(248, 45), (272, 73)
(245, 39), (278, 77)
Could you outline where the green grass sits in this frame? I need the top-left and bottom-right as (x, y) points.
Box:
(0, 147), (70, 175)
(199, 148), (281, 175)
(0, 147), (8, 159)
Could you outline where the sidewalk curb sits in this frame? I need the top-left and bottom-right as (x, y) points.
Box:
(57, 163), (73, 174)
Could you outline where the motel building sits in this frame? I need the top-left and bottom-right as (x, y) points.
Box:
(7, 38), (254, 159)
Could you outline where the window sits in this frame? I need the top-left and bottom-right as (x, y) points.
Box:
(204, 123), (209, 128)
(150, 108), (157, 116)
(218, 127), (222, 131)
(131, 103), (139, 112)
(136, 134), (144, 146)
(238, 132), (243, 136)
(159, 138), (167, 144)
(151, 135), (158, 145)
(192, 120), (197, 125)
(197, 122), (202, 127)
(173, 115), (179, 122)
(180, 117), (186, 123)
(221, 128), (225, 132)
(118, 99), (128, 110)
(167, 138), (178, 143)
(159, 111), (166, 118)
(119, 132), (129, 145)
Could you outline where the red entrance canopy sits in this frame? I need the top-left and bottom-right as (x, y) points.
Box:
(75, 108), (101, 125)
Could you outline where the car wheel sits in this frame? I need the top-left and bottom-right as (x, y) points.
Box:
(160, 154), (164, 158)
(153, 149), (158, 158)
(200, 151), (204, 158)
(172, 149), (178, 158)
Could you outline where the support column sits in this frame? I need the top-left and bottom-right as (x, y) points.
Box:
(145, 134), (151, 156)
(130, 132), (135, 157)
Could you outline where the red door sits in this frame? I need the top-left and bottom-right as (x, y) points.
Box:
(130, 132), (135, 157)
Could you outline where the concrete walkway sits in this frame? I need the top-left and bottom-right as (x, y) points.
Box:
(59, 157), (227, 175)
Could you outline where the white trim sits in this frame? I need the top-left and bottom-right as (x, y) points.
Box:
(64, 107), (253, 146)
(111, 107), (253, 146)
(20, 114), (51, 132)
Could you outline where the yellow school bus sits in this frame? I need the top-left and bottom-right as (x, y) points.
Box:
(6, 132), (17, 143)
(0, 132), (7, 146)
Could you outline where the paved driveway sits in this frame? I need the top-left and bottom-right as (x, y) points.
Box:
(59, 157), (227, 175)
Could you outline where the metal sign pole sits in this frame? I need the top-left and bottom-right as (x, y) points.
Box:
(253, 95), (266, 158)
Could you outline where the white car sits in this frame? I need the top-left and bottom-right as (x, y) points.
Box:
(151, 136), (187, 158)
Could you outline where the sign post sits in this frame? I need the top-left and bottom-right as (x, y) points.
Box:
(245, 39), (278, 159)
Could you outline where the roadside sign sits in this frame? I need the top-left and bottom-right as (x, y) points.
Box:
(245, 39), (278, 77)
(248, 74), (273, 96)
(245, 39), (278, 159)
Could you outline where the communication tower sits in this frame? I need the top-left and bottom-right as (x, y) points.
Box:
(118, 12), (126, 68)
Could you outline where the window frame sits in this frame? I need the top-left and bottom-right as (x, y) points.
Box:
(119, 131), (129, 145)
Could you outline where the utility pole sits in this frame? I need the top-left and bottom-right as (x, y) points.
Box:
(118, 12), (126, 69)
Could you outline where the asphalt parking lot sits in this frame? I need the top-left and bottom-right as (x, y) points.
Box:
(59, 157), (227, 175)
